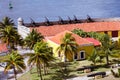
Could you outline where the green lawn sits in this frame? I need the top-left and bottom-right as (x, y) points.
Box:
(18, 61), (79, 80)
(18, 60), (112, 80)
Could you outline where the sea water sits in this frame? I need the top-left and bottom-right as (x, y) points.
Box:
(0, 0), (120, 24)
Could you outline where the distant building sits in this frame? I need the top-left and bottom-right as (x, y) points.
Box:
(19, 18), (119, 61)
(17, 18), (120, 39)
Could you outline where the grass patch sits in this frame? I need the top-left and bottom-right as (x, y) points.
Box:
(18, 61), (79, 80)
(18, 60), (114, 80)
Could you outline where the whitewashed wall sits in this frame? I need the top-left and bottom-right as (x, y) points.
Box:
(18, 25), (30, 39)
(17, 17), (30, 38)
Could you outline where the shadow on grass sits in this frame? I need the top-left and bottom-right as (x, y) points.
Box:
(112, 59), (120, 64)
(95, 64), (111, 68)
(76, 64), (111, 72)
(50, 74), (77, 80)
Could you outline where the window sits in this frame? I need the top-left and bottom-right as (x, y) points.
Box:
(74, 53), (77, 60)
(104, 31), (108, 34)
(80, 51), (85, 59)
(112, 31), (118, 37)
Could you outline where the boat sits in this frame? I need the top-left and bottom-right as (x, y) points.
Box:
(9, 2), (13, 9)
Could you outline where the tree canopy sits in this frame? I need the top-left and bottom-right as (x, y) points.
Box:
(24, 29), (44, 49)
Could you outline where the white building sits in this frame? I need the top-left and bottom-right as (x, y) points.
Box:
(17, 18), (30, 38)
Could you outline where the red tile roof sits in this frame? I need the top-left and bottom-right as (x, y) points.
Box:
(0, 43), (8, 53)
(30, 22), (120, 37)
(84, 38), (101, 46)
(47, 30), (93, 46)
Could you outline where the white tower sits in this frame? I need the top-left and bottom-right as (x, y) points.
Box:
(17, 17), (24, 26)
(17, 17), (30, 39)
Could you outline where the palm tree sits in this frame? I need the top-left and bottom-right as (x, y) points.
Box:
(98, 34), (120, 65)
(3, 51), (26, 80)
(88, 49), (98, 65)
(17, 38), (25, 49)
(88, 48), (101, 65)
(0, 17), (14, 28)
(24, 29), (44, 50)
(26, 41), (54, 80)
(34, 41), (54, 75)
(42, 43), (54, 74)
(100, 34), (111, 65)
(0, 25), (21, 51)
(57, 33), (78, 62)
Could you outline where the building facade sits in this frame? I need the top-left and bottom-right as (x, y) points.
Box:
(46, 31), (97, 61)
(17, 19), (120, 39)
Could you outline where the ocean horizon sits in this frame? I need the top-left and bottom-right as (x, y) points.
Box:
(0, 0), (120, 24)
